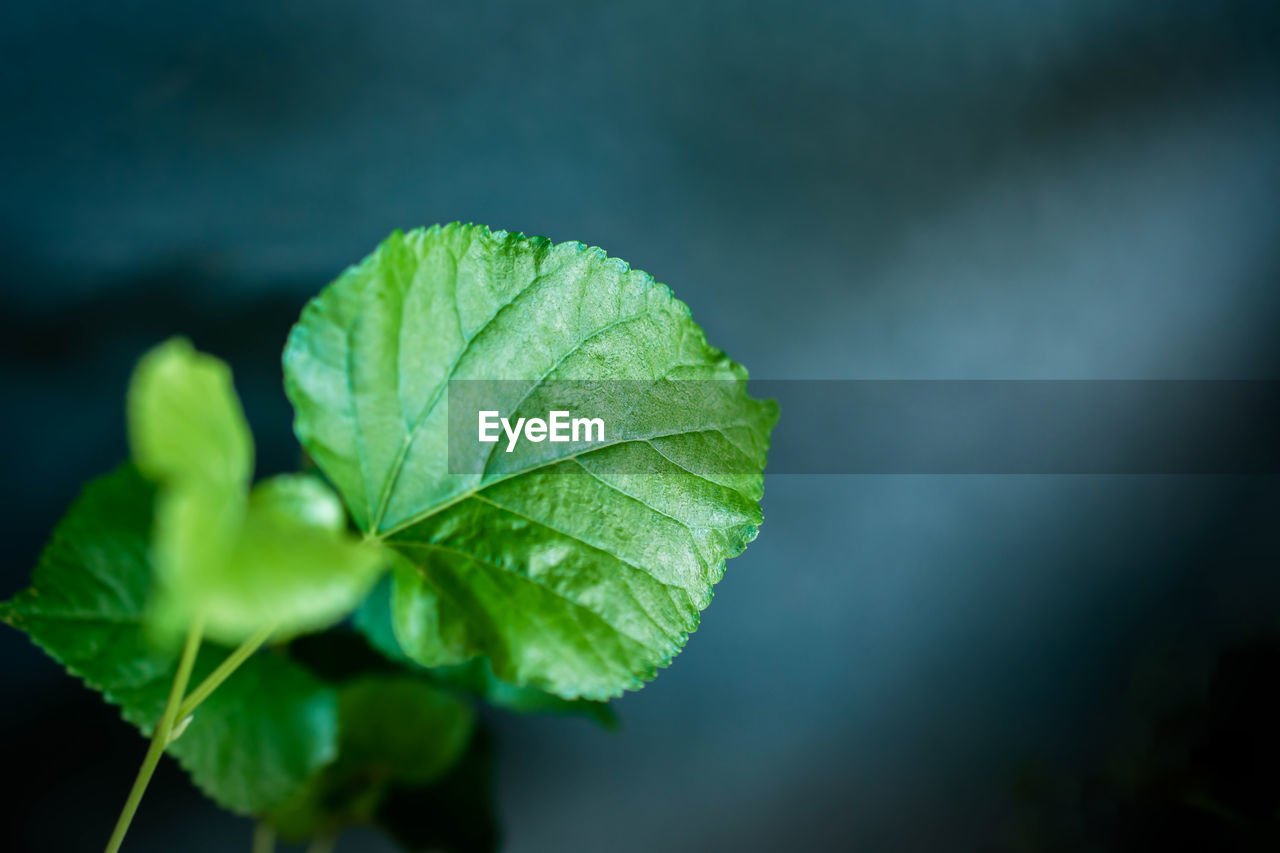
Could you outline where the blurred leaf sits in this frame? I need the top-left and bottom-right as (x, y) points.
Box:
(269, 676), (475, 843)
(128, 338), (384, 643)
(377, 726), (502, 853)
(194, 474), (385, 641)
(284, 223), (776, 699)
(0, 466), (339, 813)
(127, 336), (253, 492)
(129, 338), (249, 627)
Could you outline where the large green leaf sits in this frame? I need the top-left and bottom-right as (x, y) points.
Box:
(269, 675), (475, 842)
(353, 576), (617, 726)
(0, 466), (339, 813)
(284, 224), (777, 699)
(127, 338), (385, 643)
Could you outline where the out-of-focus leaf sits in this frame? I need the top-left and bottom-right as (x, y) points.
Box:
(270, 675), (474, 842)
(127, 338), (384, 643)
(377, 726), (501, 853)
(191, 474), (385, 641)
(127, 336), (253, 493)
(0, 466), (338, 813)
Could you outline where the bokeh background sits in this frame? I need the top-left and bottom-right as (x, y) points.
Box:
(3, 1), (1280, 850)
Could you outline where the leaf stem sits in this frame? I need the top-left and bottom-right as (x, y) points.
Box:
(177, 623), (276, 721)
(252, 821), (276, 853)
(104, 614), (205, 853)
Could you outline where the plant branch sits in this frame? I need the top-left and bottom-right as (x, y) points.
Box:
(104, 614), (205, 853)
(177, 623), (276, 722)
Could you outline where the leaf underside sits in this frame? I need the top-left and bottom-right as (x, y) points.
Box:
(285, 223), (777, 699)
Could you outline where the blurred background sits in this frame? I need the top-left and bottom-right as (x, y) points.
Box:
(3, 1), (1280, 850)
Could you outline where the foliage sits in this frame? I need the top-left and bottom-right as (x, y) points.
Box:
(2, 224), (775, 850)
(0, 467), (339, 814)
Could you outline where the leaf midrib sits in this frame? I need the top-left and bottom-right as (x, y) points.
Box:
(373, 420), (760, 540)
(368, 233), (559, 533)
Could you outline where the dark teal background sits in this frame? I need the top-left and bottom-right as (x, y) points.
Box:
(2, 2), (1280, 851)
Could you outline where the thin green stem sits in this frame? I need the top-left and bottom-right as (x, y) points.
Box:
(177, 623), (276, 721)
(252, 821), (276, 853)
(104, 614), (205, 853)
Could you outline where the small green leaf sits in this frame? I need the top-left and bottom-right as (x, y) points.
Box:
(181, 474), (386, 642)
(270, 675), (475, 842)
(285, 224), (776, 699)
(129, 339), (250, 626)
(354, 576), (616, 727)
(127, 339), (385, 644)
(0, 466), (339, 813)
(127, 336), (253, 492)
(336, 677), (474, 785)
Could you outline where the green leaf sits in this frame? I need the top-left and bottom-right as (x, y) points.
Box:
(127, 336), (253, 492)
(129, 339), (250, 621)
(335, 677), (474, 785)
(160, 651), (339, 814)
(354, 576), (617, 727)
(0, 466), (339, 813)
(376, 726), (501, 853)
(428, 656), (618, 728)
(284, 224), (777, 699)
(278, 631), (503, 851)
(183, 474), (386, 642)
(269, 675), (475, 842)
(127, 338), (385, 644)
